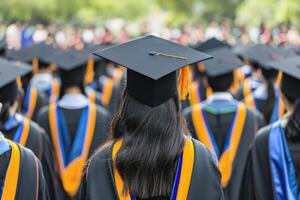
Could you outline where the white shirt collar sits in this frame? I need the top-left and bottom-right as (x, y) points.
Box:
(206, 92), (234, 103)
(58, 93), (88, 109)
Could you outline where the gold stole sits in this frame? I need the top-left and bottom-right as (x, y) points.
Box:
(24, 87), (38, 119)
(1, 140), (21, 200)
(49, 102), (97, 197)
(191, 103), (247, 187)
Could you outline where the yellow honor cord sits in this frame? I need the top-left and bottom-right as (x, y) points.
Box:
(243, 79), (251, 100)
(1, 140), (20, 200)
(192, 103), (247, 187)
(112, 139), (194, 200)
(49, 102), (97, 197)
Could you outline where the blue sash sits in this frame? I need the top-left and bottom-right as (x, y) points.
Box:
(269, 122), (300, 200)
(56, 106), (89, 166)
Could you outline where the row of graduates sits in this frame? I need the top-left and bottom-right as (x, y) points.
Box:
(0, 35), (300, 200)
(0, 42), (125, 199)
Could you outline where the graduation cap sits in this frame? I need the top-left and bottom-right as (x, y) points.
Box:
(0, 58), (32, 103)
(268, 56), (300, 100)
(47, 50), (88, 91)
(192, 37), (231, 52)
(203, 47), (241, 77)
(94, 35), (212, 107)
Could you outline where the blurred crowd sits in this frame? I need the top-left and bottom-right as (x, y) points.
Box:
(2, 21), (300, 50)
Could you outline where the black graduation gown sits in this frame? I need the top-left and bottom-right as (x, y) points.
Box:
(239, 124), (300, 200)
(37, 104), (111, 200)
(184, 103), (264, 200)
(2, 119), (61, 200)
(0, 140), (49, 200)
(80, 139), (224, 200)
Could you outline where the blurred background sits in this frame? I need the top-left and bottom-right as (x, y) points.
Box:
(1, 0), (300, 49)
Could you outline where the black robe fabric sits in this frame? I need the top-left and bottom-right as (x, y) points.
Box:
(184, 104), (265, 200)
(239, 125), (275, 200)
(2, 119), (61, 200)
(37, 104), (111, 200)
(80, 139), (224, 200)
(0, 141), (49, 200)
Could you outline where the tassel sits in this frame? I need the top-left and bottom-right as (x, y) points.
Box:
(178, 66), (192, 100)
(85, 58), (95, 85)
(31, 58), (39, 75)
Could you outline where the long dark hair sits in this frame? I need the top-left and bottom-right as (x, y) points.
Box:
(110, 89), (186, 198)
(285, 99), (300, 141)
(261, 68), (278, 122)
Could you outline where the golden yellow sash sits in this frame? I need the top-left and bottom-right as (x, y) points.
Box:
(24, 87), (38, 119)
(1, 140), (21, 200)
(18, 118), (30, 147)
(191, 103), (247, 187)
(49, 79), (60, 104)
(49, 102), (97, 197)
(102, 78), (114, 107)
(112, 139), (195, 199)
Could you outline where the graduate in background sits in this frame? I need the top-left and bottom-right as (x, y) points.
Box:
(80, 35), (224, 200)
(233, 45), (264, 101)
(243, 45), (286, 124)
(240, 56), (300, 200)
(184, 50), (264, 200)
(81, 44), (123, 114)
(37, 51), (111, 200)
(0, 59), (61, 200)
(5, 45), (49, 121)
(0, 62), (49, 200)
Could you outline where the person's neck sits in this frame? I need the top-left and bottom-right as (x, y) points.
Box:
(64, 87), (82, 95)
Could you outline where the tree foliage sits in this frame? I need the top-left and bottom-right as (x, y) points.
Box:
(0, 0), (299, 28)
(236, 0), (300, 28)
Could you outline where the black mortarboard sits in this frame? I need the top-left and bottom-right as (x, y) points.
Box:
(244, 44), (289, 69)
(46, 50), (88, 93)
(0, 58), (32, 103)
(193, 37), (231, 52)
(203, 47), (241, 77)
(6, 43), (57, 67)
(94, 35), (211, 107)
(268, 56), (300, 100)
